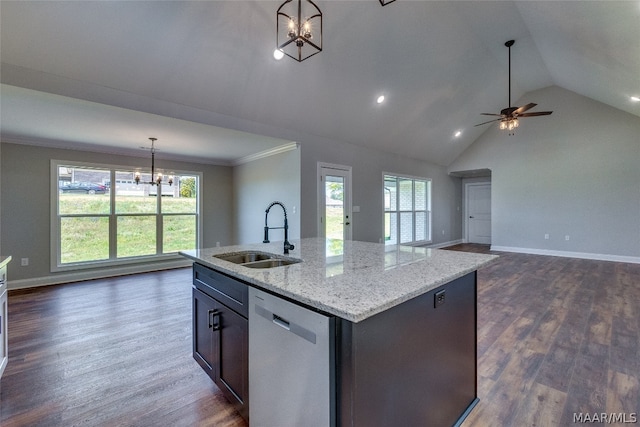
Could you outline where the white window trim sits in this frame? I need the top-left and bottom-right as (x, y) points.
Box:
(382, 172), (432, 246)
(50, 159), (202, 272)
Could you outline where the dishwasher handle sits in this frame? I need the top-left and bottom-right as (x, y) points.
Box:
(254, 304), (316, 344)
(272, 314), (290, 330)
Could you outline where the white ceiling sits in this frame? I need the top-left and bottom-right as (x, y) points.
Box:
(1, 1), (638, 166)
(0, 84), (292, 164)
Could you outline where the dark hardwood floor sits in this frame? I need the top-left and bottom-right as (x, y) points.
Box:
(448, 244), (640, 426)
(1, 268), (246, 427)
(1, 247), (639, 426)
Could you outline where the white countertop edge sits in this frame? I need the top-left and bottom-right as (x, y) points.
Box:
(0, 256), (12, 269)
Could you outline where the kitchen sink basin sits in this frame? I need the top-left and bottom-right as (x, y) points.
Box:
(214, 251), (275, 264)
(214, 251), (301, 269)
(241, 259), (301, 269)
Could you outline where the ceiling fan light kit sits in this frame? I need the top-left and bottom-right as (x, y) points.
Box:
(475, 39), (553, 135)
(499, 118), (518, 131)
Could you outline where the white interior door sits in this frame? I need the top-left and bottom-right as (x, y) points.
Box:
(467, 183), (491, 244)
(318, 164), (352, 241)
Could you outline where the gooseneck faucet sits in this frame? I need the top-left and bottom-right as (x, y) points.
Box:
(263, 201), (295, 254)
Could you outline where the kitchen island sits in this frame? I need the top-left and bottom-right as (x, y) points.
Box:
(181, 238), (496, 427)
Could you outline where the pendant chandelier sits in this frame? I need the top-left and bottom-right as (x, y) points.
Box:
(135, 138), (173, 186)
(276, 0), (322, 62)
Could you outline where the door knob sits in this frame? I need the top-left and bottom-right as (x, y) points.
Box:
(469, 216), (474, 218)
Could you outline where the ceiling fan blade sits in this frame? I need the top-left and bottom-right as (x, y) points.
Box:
(519, 111), (553, 117)
(514, 103), (537, 115)
(474, 118), (502, 127)
(480, 113), (503, 117)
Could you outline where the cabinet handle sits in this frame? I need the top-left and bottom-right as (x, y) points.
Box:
(208, 309), (221, 331)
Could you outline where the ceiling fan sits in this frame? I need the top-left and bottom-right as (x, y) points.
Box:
(475, 39), (552, 134)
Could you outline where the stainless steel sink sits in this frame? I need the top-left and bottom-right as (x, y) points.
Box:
(214, 251), (301, 269)
(214, 251), (274, 264)
(241, 259), (301, 269)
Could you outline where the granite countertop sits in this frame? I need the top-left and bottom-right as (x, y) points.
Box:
(180, 238), (497, 323)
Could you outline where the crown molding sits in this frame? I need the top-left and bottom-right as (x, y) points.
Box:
(0, 135), (232, 166)
(232, 142), (299, 166)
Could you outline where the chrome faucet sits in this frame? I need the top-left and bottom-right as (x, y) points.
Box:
(263, 201), (295, 254)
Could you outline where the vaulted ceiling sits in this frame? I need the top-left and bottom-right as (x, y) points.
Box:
(1, 1), (638, 166)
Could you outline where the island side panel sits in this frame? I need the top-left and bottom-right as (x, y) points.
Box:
(337, 272), (477, 427)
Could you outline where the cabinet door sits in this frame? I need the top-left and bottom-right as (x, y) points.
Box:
(217, 304), (248, 416)
(192, 287), (219, 380)
(193, 286), (248, 419)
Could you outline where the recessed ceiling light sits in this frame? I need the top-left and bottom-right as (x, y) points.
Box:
(376, 95), (385, 104)
(273, 49), (284, 60)
(454, 130), (462, 138)
(631, 96), (640, 102)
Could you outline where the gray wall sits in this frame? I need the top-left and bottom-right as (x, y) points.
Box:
(299, 133), (462, 245)
(232, 147), (301, 245)
(0, 142), (233, 282)
(2, 116), (465, 285)
(449, 86), (640, 259)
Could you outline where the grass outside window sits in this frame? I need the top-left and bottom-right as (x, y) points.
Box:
(60, 216), (109, 263)
(53, 162), (200, 268)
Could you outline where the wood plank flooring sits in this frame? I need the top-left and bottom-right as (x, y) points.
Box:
(1, 269), (246, 427)
(1, 247), (639, 426)
(447, 244), (640, 426)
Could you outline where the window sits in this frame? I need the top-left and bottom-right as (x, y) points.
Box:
(384, 174), (431, 245)
(52, 161), (200, 270)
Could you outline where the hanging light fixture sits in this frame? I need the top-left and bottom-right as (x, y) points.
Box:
(499, 117), (519, 132)
(135, 138), (173, 187)
(474, 39), (552, 135)
(276, 0), (322, 62)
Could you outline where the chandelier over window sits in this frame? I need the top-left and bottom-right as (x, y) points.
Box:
(135, 138), (173, 186)
(276, 0), (322, 62)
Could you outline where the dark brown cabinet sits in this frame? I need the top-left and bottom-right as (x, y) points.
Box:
(192, 263), (248, 420)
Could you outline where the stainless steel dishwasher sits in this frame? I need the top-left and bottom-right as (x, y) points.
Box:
(249, 287), (335, 427)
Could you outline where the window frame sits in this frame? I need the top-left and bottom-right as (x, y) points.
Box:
(50, 159), (202, 272)
(383, 172), (432, 246)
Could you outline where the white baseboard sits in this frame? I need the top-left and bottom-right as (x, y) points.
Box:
(8, 259), (192, 290)
(490, 246), (640, 264)
(425, 239), (464, 249)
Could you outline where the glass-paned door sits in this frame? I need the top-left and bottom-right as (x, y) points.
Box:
(319, 164), (352, 242)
